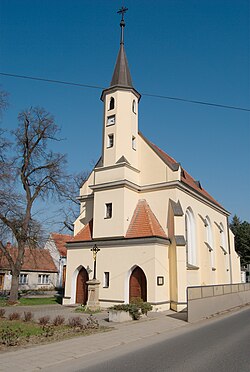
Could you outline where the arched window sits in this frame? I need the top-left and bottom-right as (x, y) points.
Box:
(205, 216), (215, 268)
(220, 223), (227, 254)
(109, 97), (115, 110)
(132, 99), (136, 113)
(185, 208), (197, 266)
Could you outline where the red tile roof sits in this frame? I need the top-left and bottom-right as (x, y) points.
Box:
(126, 200), (167, 239)
(50, 233), (73, 256)
(180, 169), (221, 207)
(71, 220), (93, 242)
(0, 247), (57, 272)
(143, 135), (222, 208)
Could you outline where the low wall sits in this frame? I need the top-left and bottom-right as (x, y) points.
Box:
(187, 283), (250, 323)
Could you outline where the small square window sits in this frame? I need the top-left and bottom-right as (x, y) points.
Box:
(105, 203), (112, 219)
(107, 115), (115, 126)
(107, 134), (114, 148)
(157, 276), (164, 286)
(103, 272), (110, 288)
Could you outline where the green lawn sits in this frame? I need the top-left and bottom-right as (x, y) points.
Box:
(0, 297), (59, 307)
(0, 319), (44, 337)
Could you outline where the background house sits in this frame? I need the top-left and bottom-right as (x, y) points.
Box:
(0, 244), (57, 291)
(44, 233), (72, 289)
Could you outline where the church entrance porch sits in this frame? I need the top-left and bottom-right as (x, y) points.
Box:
(129, 266), (147, 302)
(76, 267), (89, 305)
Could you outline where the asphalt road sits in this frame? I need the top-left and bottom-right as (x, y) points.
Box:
(80, 307), (250, 372)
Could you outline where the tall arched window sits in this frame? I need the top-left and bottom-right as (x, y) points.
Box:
(109, 97), (115, 110)
(132, 99), (136, 113)
(205, 216), (215, 269)
(220, 223), (227, 254)
(185, 208), (197, 266)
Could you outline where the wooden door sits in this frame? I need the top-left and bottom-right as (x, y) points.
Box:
(129, 266), (147, 302)
(0, 274), (4, 290)
(62, 266), (66, 288)
(76, 268), (89, 304)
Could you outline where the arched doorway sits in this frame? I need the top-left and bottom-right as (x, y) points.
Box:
(76, 267), (89, 304)
(129, 266), (147, 302)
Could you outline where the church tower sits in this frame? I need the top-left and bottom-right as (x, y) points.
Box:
(100, 7), (141, 169)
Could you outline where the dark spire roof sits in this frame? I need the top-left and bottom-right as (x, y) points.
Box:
(101, 7), (141, 101)
(110, 43), (133, 88)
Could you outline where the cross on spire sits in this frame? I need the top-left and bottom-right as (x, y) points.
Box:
(117, 6), (128, 44)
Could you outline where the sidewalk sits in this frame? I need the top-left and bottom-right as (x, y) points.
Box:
(0, 305), (188, 371)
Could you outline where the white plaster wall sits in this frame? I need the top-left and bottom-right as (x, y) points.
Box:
(93, 188), (125, 238)
(44, 239), (60, 270)
(63, 242), (170, 309)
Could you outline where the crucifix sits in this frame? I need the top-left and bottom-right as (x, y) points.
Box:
(90, 244), (100, 280)
(117, 6), (128, 44)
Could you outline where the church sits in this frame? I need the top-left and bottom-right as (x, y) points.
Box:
(63, 10), (241, 312)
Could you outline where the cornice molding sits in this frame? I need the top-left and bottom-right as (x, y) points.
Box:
(67, 235), (170, 249)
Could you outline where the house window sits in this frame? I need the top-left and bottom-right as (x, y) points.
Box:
(132, 99), (136, 113)
(107, 115), (115, 126)
(109, 97), (115, 110)
(185, 208), (197, 266)
(38, 274), (50, 284)
(19, 274), (28, 284)
(132, 136), (136, 150)
(103, 272), (110, 288)
(107, 134), (114, 148)
(105, 203), (112, 219)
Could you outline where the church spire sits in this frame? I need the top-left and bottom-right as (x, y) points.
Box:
(110, 6), (133, 88)
(118, 5), (128, 45)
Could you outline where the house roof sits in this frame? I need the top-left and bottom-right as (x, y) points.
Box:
(70, 220), (93, 243)
(0, 247), (57, 272)
(141, 133), (222, 208)
(126, 199), (167, 239)
(70, 200), (167, 243)
(50, 233), (73, 257)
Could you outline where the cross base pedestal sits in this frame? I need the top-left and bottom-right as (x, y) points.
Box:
(86, 279), (100, 311)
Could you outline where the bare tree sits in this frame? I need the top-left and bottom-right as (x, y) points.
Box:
(60, 171), (89, 232)
(0, 106), (68, 303)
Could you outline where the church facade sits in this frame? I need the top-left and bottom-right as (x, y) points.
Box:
(63, 15), (241, 312)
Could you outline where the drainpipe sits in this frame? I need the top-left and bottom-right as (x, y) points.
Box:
(226, 216), (233, 284)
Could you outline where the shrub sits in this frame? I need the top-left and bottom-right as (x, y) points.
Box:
(41, 325), (54, 337)
(0, 308), (5, 318)
(74, 305), (86, 313)
(68, 316), (84, 329)
(140, 302), (153, 315)
(23, 311), (33, 322)
(86, 315), (99, 329)
(38, 315), (50, 325)
(53, 315), (65, 326)
(0, 326), (21, 346)
(8, 312), (21, 321)
(110, 300), (153, 320)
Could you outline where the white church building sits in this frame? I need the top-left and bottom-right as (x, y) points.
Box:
(63, 11), (241, 312)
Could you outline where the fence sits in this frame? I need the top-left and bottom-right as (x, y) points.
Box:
(187, 283), (250, 323)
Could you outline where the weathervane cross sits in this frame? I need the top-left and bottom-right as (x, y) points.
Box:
(117, 6), (128, 21)
(117, 6), (128, 44)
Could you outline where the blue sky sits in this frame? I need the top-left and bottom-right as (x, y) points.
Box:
(0, 0), (249, 224)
